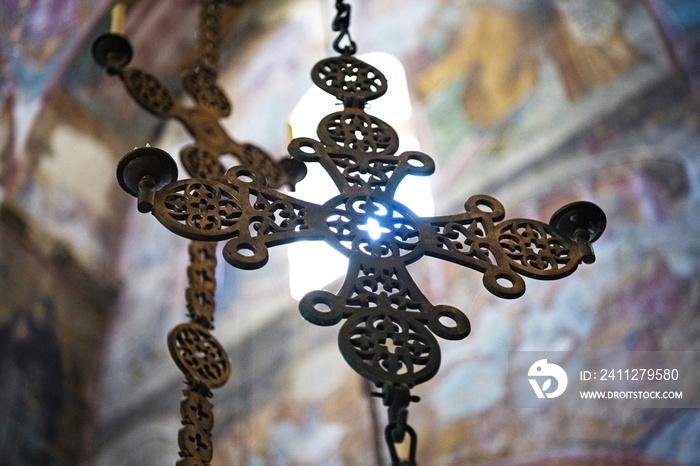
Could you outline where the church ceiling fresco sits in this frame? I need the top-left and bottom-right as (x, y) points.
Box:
(2, 0), (700, 465)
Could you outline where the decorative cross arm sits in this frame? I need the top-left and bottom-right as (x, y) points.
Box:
(115, 56), (606, 391)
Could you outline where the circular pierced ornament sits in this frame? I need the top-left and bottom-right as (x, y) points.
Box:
(311, 56), (387, 102)
(182, 67), (231, 116)
(168, 322), (230, 388)
(181, 390), (215, 431)
(318, 110), (398, 154)
(180, 145), (225, 180)
(178, 424), (213, 462)
(338, 311), (441, 385)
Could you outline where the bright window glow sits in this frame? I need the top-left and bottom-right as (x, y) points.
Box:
(287, 52), (434, 300)
(358, 217), (391, 240)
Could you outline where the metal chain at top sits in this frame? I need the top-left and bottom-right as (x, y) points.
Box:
(332, 0), (357, 55)
(198, 0), (222, 74)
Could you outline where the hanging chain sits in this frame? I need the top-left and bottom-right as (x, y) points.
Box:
(198, 0), (222, 73)
(332, 0), (357, 55)
(385, 423), (418, 466)
(174, 3), (230, 465)
(371, 384), (421, 465)
(186, 241), (218, 327)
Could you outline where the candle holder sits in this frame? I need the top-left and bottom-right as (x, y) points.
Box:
(92, 1), (306, 188)
(91, 33), (132, 75)
(106, 1), (606, 464)
(116, 12), (606, 464)
(94, 2), (306, 464)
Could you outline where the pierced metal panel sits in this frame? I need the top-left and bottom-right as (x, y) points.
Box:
(141, 55), (597, 389)
(167, 322), (230, 389)
(112, 2), (605, 462)
(94, 1), (304, 189)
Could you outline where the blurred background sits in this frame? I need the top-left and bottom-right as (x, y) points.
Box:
(1, 0), (700, 464)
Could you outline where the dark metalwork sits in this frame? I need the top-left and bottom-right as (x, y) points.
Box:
(118, 51), (605, 464)
(133, 54), (597, 385)
(177, 386), (216, 464)
(332, 0), (357, 55)
(372, 384), (420, 443)
(116, 146), (179, 213)
(112, 3), (606, 463)
(385, 423), (418, 466)
(94, 0), (306, 189)
(186, 242), (218, 327)
(96, 3), (296, 464)
(168, 322), (230, 388)
(550, 201), (607, 264)
(166, 237), (227, 466)
(91, 33), (132, 74)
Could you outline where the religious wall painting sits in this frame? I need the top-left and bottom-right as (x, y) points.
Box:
(0, 302), (64, 466)
(407, 211), (699, 463)
(77, 1), (700, 465)
(645, 410), (700, 465)
(0, 224), (112, 465)
(96, 211), (190, 417)
(0, 0), (91, 196)
(415, 4), (540, 127)
(645, 0), (700, 97)
(413, 1), (672, 171)
(212, 371), (376, 466)
(548, 0), (640, 100)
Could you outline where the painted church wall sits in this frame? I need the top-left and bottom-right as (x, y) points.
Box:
(2, 0), (700, 465)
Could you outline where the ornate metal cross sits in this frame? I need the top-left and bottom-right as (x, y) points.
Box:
(117, 52), (605, 463)
(93, 0), (305, 188)
(94, 2), (303, 464)
(102, 0), (606, 463)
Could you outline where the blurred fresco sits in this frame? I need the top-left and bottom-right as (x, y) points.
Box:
(2, 1), (700, 465)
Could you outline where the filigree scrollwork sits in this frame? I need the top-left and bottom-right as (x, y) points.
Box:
(108, 3), (608, 459)
(95, 0), (305, 189)
(183, 67), (231, 117)
(250, 192), (308, 236)
(100, 2), (309, 463)
(311, 56), (388, 103)
(186, 242), (218, 326)
(196, 0), (222, 74)
(299, 260), (469, 386)
(340, 311), (439, 385)
(180, 145), (225, 180)
(155, 179), (242, 239)
(177, 387), (215, 465)
(181, 389), (214, 431)
(130, 54), (601, 390)
(420, 194), (582, 298)
(167, 322), (230, 388)
(237, 143), (306, 190)
(498, 220), (578, 278)
(325, 196), (421, 259)
(319, 110), (399, 154)
(178, 424), (213, 463)
(289, 138), (433, 196)
(121, 69), (175, 117)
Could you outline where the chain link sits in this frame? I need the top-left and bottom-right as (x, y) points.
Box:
(332, 0), (357, 55)
(198, 0), (222, 73)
